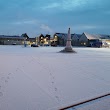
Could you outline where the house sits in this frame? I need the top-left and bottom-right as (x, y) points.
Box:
(71, 34), (81, 46)
(0, 35), (24, 45)
(37, 34), (51, 46)
(26, 38), (36, 45)
(53, 33), (82, 46)
(95, 34), (110, 47)
(79, 32), (110, 47)
(79, 32), (101, 47)
(53, 33), (67, 46)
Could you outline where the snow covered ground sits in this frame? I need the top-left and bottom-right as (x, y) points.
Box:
(0, 45), (110, 110)
(66, 95), (110, 110)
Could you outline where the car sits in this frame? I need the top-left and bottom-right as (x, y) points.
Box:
(12, 43), (16, 45)
(102, 42), (109, 48)
(51, 43), (57, 47)
(44, 44), (49, 46)
(31, 44), (39, 47)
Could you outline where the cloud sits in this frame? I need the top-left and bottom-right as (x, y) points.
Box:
(41, 0), (94, 11)
(77, 25), (97, 29)
(9, 19), (54, 35)
(41, 0), (107, 12)
(61, 0), (88, 10)
(0, 0), (110, 36)
(12, 20), (39, 25)
(42, 3), (59, 10)
(73, 24), (110, 33)
(40, 24), (53, 33)
(103, 10), (110, 15)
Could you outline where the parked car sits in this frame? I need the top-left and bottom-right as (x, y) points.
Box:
(51, 43), (57, 47)
(92, 42), (102, 48)
(102, 42), (109, 48)
(44, 44), (49, 46)
(31, 44), (39, 47)
(12, 43), (16, 45)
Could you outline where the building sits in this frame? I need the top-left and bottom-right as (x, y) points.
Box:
(79, 32), (110, 47)
(71, 34), (81, 46)
(37, 34), (51, 46)
(53, 33), (81, 46)
(26, 38), (36, 45)
(79, 32), (100, 47)
(96, 34), (110, 47)
(0, 35), (24, 45)
(53, 33), (67, 46)
(1, 32), (109, 47)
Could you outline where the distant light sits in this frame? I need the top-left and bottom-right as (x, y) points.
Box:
(55, 36), (57, 38)
(84, 43), (86, 45)
(44, 38), (46, 42)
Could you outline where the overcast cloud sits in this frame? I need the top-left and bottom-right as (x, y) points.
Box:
(0, 0), (110, 37)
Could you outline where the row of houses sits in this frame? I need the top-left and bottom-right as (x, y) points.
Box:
(0, 33), (51, 46)
(0, 32), (110, 47)
(0, 35), (24, 45)
(53, 32), (110, 47)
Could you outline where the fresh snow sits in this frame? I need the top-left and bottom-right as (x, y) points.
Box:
(0, 46), (110, 110)
(67, 95), (110, 110)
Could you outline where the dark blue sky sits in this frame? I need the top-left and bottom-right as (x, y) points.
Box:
(0, 0), (110, 37)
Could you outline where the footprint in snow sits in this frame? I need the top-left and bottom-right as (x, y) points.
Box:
(5, 80), (8, 83)
(1, 77), (5, 80)
(54, 88), (58, 91)
(0, 92), (3, 97)
(7, 76), (10, 79)
(8, 73), (11, 75)
(51, 81), (54, 84)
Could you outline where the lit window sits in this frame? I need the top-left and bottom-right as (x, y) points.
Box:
(44, 38), (46, 42)
(55, 36), (57, 38)
(84, 43), (86, 45)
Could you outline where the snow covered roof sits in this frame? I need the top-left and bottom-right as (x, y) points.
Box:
(54, 33), (68, 40)
(96, 34), (110, 39)
(71, 34), (82, 39)
(38, 34), (51, 38)
(83, 33), (110, 40)
(83, 32), (100, 40)
(0, 35), (23, 39)
(55, 33), (67, 37)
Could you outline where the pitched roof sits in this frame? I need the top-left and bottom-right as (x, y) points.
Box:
(71, 34), (82, 39)
(83, 32), (110, 40)
(0, 35), (23, 39)
(26, 38), (36, 41)
(55, 33), (67, 36)
(55, 33), (68, 39)
(83, 32), (100, 40)
(96, 34), (110, 39)
(76, 34), (82, 39)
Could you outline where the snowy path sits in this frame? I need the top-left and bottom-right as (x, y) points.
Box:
(0, 46), (110, 110)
